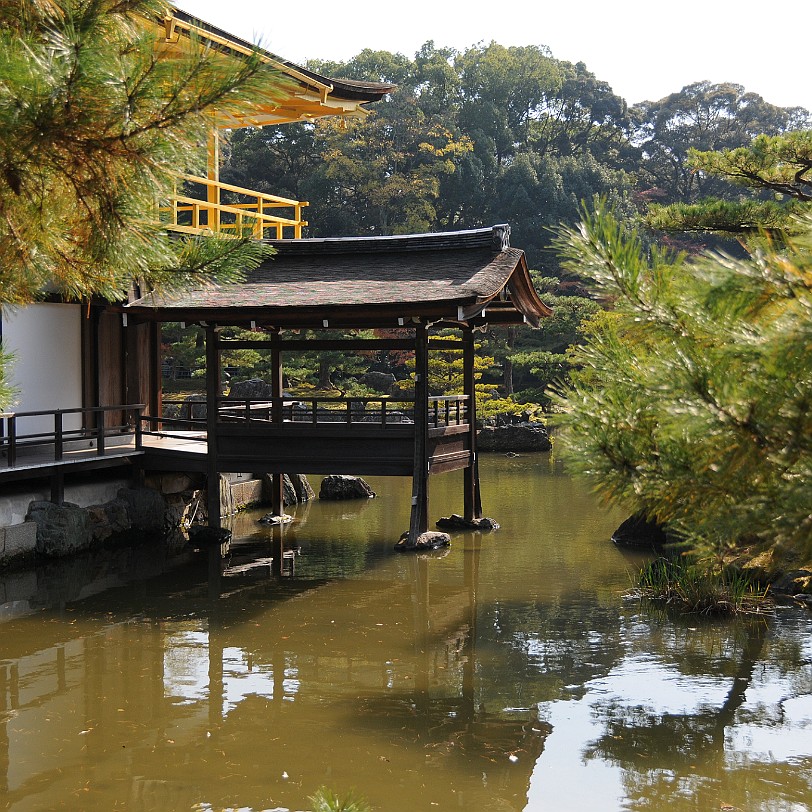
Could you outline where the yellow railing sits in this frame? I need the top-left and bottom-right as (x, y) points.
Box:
(161, 173), (309, 240)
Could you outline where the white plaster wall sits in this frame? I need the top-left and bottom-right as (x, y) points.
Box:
(2, 303), (83, 435)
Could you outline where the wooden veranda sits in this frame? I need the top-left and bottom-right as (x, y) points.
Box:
(124, 225), (552, 545)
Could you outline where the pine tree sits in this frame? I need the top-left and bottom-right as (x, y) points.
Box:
(645, 131), (812, 235)
(552, 203), (812, 565)
(0, 0), (281, 305)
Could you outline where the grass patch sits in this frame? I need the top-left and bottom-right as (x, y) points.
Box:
(310, 787), (372, 812)
(630, 557), (771, 616)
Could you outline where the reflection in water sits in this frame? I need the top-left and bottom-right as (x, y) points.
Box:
(0, 454), (809, 811)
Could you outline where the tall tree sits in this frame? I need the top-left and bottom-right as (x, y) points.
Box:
(632, 81), (808, 206)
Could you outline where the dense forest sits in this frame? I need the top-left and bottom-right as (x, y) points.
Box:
(166, 42), (810, 413)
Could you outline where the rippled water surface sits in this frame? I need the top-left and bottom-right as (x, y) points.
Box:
(1, 454), (810, 811)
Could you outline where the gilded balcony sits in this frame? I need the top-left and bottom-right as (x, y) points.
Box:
(162, 173), (308, 240)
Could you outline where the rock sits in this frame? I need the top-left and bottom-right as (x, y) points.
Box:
(258, 513), (293, 525)
(477, 422), (551, 452)
(228, 378), (273, 401)
(116, 487), (169, 535)
(394, 531), (451, 552)
(147, 472), (199, 495)
(289, 473), (315, 503)
(188, 526), (232, 545)
(87, 498), (131, 543)
(771, 569), (812, 596)
(282, 474), (298, 506)
(261, 473), (315, 506)
(611, 512), (670, 549)
(26, 501), (92, 557)
(362, 371), (396, 393)
(436, 514), (500, 531)
(319, 475), (376, 500)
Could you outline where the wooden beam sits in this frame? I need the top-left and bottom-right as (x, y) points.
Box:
(270, 329), (284, 516)
(219, 338), (415, 352)
(407, 325), (430, 542)
(462, 327), (482, 520)
(205, 326), (222, 529)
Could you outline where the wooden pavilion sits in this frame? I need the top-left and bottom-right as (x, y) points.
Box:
(124, 224), (551, 545)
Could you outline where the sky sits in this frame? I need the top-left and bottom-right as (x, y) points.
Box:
(174, 0), (810, 111)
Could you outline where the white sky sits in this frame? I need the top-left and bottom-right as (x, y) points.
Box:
(174, 0), (810, 111)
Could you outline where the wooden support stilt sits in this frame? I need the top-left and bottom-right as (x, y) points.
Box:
(205, 325), (222, 529)
(462, 327), (483, 520)
(270, 329), (284, 516)
(407, 323), (430, 543)
(50, 471), (64, 505)
(149, 321), (161, 428)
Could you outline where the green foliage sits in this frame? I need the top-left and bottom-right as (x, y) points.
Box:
(633, 558), (769, 616)
(0, 343), (16, 410)
(632, 81), (809, 205)
(0, 0), (282, 305)
(645, 131), (812, 236)
(552, 203), (812, 563)
(222, 41), (639, 271)
(511, 350), (571, 405)
(309, 787), (371, 812)
(646, 198), (806, 234)
(689, 131), (812, 201)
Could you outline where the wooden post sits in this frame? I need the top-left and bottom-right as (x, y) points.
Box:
(149, 321), (161, 429)
(50, 471), (64, 505)
(205, 325), (222, 528)
(270, 330), (284, 517)
(407, 324), (430, 543)
(462, 327), (483, 520)
(206, 126), (220, 232)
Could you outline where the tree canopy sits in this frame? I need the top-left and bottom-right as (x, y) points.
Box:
(645, 131), (812, 235)
(552, 204), (812, 564)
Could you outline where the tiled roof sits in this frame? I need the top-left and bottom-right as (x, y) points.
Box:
(126, 226), (551, 327)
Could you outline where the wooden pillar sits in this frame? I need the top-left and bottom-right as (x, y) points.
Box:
(148, 321), (161, 425)
(407, 323), (429, 542)
(205, 325), (221, 528)
(462, 327), (483, 520)
(80, 306), (101, 427)
(270, 331), (284, 516)
(50, 471), (64, 505)
(206, 127), (220, 232)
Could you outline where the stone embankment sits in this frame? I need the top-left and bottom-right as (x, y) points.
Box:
(477, 415), (551, 452)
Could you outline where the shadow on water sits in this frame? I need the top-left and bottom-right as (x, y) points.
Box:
(0, 454), (810, 811)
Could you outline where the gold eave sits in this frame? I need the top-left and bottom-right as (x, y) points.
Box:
(214, 101), (370, 129)
(149, 12), (374, 129)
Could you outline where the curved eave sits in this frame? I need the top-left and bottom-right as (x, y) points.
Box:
(156, 8), (393, 127)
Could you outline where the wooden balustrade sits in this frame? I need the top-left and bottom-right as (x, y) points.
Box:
(0, 405), (145, 468)
(152, 395), (470, 431)
(161, 173), (309, 240)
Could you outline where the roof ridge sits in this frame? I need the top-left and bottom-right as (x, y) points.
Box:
(265, 225), (511, 256)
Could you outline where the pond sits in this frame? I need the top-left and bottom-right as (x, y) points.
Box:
(0, 454), (810, 811)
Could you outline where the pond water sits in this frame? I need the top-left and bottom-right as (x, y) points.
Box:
(0, 454), (810, 811)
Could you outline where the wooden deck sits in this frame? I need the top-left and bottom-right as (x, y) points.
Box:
(0, 402), (471, 481)
(1, 391), (480, 540)
(0, 431), (210, 483)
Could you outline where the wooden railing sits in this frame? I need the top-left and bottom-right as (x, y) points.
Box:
(149, 395), (471, 432)
(0, 405), (145, 468)
(161, 173), (309, 240)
